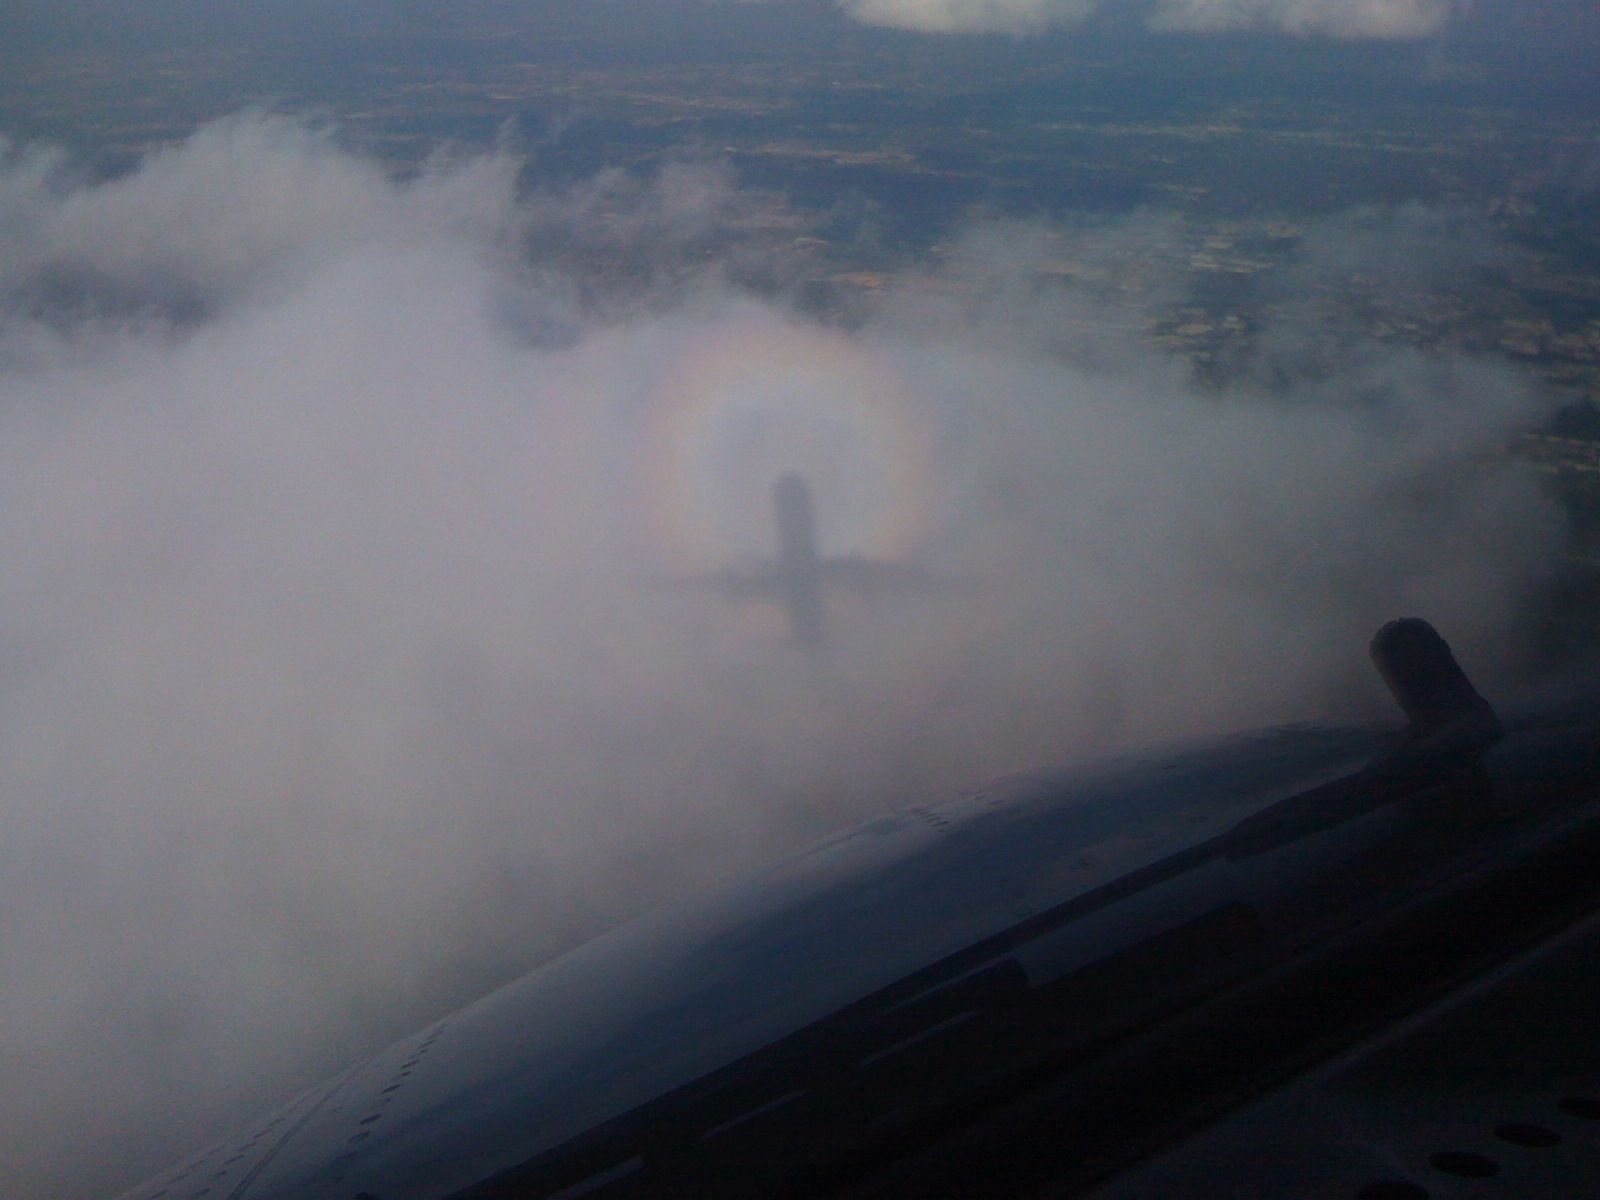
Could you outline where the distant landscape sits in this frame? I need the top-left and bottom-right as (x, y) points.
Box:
(6, 13), (1599, 381)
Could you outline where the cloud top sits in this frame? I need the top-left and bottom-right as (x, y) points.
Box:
(835, 0), (1459, 37)
(839, 0), (1095, 35)
(1149, 0), (1456, 37)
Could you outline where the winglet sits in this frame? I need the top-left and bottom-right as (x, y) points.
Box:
(1370, 618), (1501, 745)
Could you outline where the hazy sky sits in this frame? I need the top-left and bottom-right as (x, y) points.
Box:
(2, 0), (1598, 63)
(0, 1), (1592, 1196)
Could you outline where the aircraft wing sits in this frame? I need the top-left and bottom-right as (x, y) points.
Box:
(108, 622), (1600, 1200)
(1082, 911), (1600, 1200)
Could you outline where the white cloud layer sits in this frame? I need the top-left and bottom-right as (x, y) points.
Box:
(836, 0), (1459, 37)
(839, 0), (1095, 35)
(1148, 0), (1455, 37)
(0, 115), (1561, 1198)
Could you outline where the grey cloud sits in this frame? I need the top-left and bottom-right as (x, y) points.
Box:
(514, 157), (752, 325)
(2, 114), (523, 330)
(0, 116), (1562, 1198)
(1223, 203), (1523, 390)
